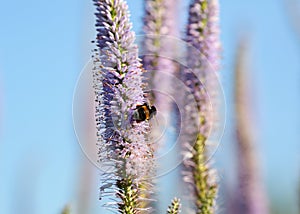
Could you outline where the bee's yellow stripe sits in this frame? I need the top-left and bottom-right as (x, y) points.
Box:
(142, 105), (150, 120)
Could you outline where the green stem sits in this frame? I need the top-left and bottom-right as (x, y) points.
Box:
(116, 176), (138, 214)
(192, 133), (217, 214)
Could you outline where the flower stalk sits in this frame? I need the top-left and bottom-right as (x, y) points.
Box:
(142, 0), (181, 210)
(182, 0), (220, 213)
(143, 0), (180, 112)
(93, 0), (154, 212)
(233, 38), (269, 214)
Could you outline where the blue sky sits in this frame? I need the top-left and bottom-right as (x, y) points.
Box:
(0, 0), (299, 214)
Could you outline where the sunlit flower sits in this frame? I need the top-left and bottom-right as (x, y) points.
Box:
(92, 0), (154, 212)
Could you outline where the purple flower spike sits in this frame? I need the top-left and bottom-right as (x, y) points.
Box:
(143, 0), (180, 116)
(185, 0), (221, 137)
(92, 0), (154, 212)
(233, 39), (269, 214)
(182, 0), (221, 213)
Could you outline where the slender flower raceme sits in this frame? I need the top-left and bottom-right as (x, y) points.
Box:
(167, 198), (182, 214)
(92, 0), (154, 212)
(143, 0), (180, 116)
(142, 1), (182, 211)
(233, 39), (269, 214)
(181, 0), (221, 213)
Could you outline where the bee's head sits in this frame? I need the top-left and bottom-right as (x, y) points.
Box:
(149, 105), (157, 118)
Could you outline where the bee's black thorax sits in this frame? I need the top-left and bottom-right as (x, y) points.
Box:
(133, 103), (157, 123)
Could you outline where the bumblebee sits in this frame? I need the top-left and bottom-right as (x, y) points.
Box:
(133, 103), (157, 123)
